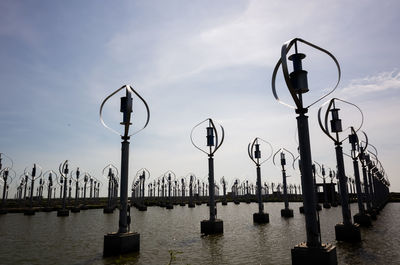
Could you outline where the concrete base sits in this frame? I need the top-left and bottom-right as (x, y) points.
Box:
(103, 207), (114, 214)
(71, 207), (81, 213)
(335, 223), (361, 242)
(24, 209), (35, 215)
(138, 205), (147, 211)
(300, 204), (321, 214)
(57, 209), (69, 217)
(222, 201), (228, 206)
(166, 204), (173, 209)
(323, 203), (331, 209)
(201, 219), (223, 235)
(281, 208), (294, 218)
(353, 213), (372, 227)
(253, 212), (269, 224)
(188, 202), (195, 208)
(103, 232), (140, 257)
(0, 209), (8, 214)
(291, 242), (337, 265)
(367, 209), (377, 220)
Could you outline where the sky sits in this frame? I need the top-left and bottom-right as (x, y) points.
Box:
(0, 0), (399, 196)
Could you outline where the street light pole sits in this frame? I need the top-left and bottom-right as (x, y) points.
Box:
(349, 128), (372, 226)
(191, 118), (224, 235)
(101, 85), (150, 257)
(248, 137), (273, 223)
(318, 98), (363, 242)
(272, 38), (339, 264)
(273, 148), (296, 218)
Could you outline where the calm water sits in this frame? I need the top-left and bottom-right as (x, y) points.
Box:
(0, 202), (399, 265)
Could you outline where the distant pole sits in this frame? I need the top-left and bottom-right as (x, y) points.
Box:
(57, 160), (70, 217)
(1, 167), (15, 213)
(191, 118), (224, 234)
(248, 137), (273, 223)
(349, 129), (371, 226)
(273, 148), (295, 218)
(44, 170), (56, 211)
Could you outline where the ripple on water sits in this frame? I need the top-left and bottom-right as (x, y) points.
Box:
(1, 203), (400, 265)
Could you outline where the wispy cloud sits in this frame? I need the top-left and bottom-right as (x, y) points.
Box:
(339, 69), (400, 98)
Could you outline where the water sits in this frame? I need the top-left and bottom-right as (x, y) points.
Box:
(0, 202), (399, 265)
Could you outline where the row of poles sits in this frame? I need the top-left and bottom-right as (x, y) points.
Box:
(1, 37), (390, 263)
(98, 38), (390, 263)
(270, 38), (390, 264)
(129, 171), (302, 210)
(1, 153), (305, 215)
(0, 156), (119, 216)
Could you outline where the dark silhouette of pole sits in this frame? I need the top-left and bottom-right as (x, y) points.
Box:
(101, 85), (149, 256)
(318, 98), (363, 242)
(348, 128), (372, 226)
(29, 165), (37, 208)
(1, 170), (9, 208)
(248, 138), (273, 222)
(208, 155), (216, 221)
(272, 38), (340, 264)
(191, 118), (224, 235)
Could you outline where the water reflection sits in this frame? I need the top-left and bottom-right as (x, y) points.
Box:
(0, 203), (399, 265)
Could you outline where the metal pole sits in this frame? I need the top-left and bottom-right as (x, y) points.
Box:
(62, 176), (67, 209)
(352, 158), (365, 213)
(223, 183), (226, 200)
(47, 184), (51, 207)
(323, 178), (328, 204)
(30, 176), (35, 208)
(75, 181), (79, 207)
(361, 162), (371, 211)
(118, 138), (129, 233)
(83, 182), (87, 204)
(108, 177), (112, 208)
(282, 169), (289, 210)
(168, 175), (171, 203)
(90, 180), (93, 198)
(1, 176), (7, 206)
(297, 111), (321, 247)
(335, 144), (352, 226)
(208, 156), (216, 221)
(256, 165), (263, 213)
(24, 176), (28, 199)
(367, 168), (375, 208)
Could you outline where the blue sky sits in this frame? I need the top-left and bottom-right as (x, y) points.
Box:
(1, 0), (399, 196)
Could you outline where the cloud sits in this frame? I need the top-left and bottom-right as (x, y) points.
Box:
(339, 69), (400, 98)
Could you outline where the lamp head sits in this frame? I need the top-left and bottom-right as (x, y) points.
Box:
(206, 126), (214, 147)
(255, 143), (261, 159)
(329, 107), (342, 133)
(288, 53), (309, 94)
(280, 152), (286, 166)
